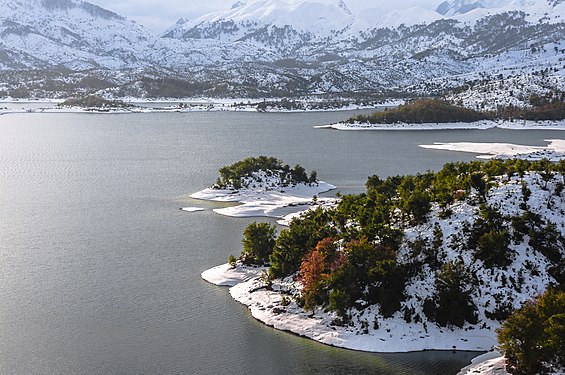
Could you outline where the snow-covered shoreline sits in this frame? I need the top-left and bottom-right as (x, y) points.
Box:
(0, 98), (393, 115)
(316, 119), (565, 131)
(457, 351), (508, 375)
(200, 171), (564, 357)
(190, 179), (336, 218)
(202, 262), (495, 353)
(420, 139), (565, 160)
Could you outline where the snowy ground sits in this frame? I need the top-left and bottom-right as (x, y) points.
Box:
(420, 139), (565, 160)
(203, 264), (496, 352)
(446, 73), (565, 111)
(458, 352), (565, 375)
(316, 120), (565, 131)
(180, 207), (205, 212)
(201, 263), (266, 287)
(457, 351), (508, 375)
(190, 174), (335, 218)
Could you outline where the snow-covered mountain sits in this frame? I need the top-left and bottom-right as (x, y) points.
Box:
(165, 0), (562, 42)
(0, 0), (563, 98)
(0, 0), (158, 70)
(166, 0), (354, 39)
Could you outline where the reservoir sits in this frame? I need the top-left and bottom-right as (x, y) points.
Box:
(1, 110), (561, 374)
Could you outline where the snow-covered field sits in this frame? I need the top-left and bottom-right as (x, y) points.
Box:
(201, 263), (266, 287)
(446, 73), (565, 111)
(180, 207), (205, 212)
(317, 120), (565, 131)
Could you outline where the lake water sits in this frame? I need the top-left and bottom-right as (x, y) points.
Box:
(1, 110), (562, 374)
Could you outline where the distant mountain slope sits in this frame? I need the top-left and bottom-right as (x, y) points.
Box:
(0, 0), (154, 69)
(164, 0), (562, 43)
(0, 0), (563, 98)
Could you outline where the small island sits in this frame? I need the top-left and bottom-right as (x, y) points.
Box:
(190, 156), (336, 218)
(201, 158), (564, 374)
(317, 98), (565, 131)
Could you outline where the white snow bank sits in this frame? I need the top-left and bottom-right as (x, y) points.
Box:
(276, 198), (339, 226)
(201, 263), (266, 287)
(190, 178), (335, 218)
(457, 351), (508, 375)
(181, 207), (205, 212)
(202, 266), (495, 353)
(316, 120), (565, 131)
(227, 275), (496, 352)
(420, 139), (565, 160)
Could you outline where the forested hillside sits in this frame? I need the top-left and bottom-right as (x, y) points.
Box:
(228, 159), (564, 351)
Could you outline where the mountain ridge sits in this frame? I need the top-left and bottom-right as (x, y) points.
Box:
(0, 0), (563, 99)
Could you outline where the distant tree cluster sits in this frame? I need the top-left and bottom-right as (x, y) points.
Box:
(494, 101), (565, 121)
(348, 99), (488, 124)
(348, 98), (565, 124)
(59, 95), (132, 109)
(529, 91), (565, 108)
(215, 156), (316, 189)
(253, 98), (376, 112)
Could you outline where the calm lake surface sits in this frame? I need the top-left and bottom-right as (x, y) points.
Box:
(1, 110), (563, 374)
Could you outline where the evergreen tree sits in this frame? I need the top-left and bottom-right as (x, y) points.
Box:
(498, 289), (565, 375)
(242, 222), (276, 265)
(425, 261), (478, 328)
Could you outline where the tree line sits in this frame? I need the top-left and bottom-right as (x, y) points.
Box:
(348, 98), (565, 124)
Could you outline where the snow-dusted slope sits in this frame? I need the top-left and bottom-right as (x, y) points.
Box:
(0, 0), (157, 69)
(203, 170), (565, 353)
(168, 0), (354, 38)
(437, 0), (562, 23)
(165, 0), (563, 40)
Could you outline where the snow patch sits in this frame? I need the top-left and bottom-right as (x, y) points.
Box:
(201, 263), (266, 287)
(457, 351), (508, 375)
(317, 120), (565, 131)
(420, 139), (565, 160)
(181, 207), (205, 212)
(190, 171), (335, 218)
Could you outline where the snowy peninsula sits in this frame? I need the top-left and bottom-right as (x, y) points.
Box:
(201, 159), (564, 356)
(316, 119), (565, 131)
(316, 98), (565, 131)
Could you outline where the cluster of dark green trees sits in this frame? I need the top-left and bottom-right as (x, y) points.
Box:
(232, 158), (565, 330)
(347, 98), (565, 124)
(253, 98), (376, 112)
(59, 95), (132, 109)
(498, 288), (565, 375)
(495, 101), (565, 121)
(215, 156), (317, 189)
(348, 99), (488, 124)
